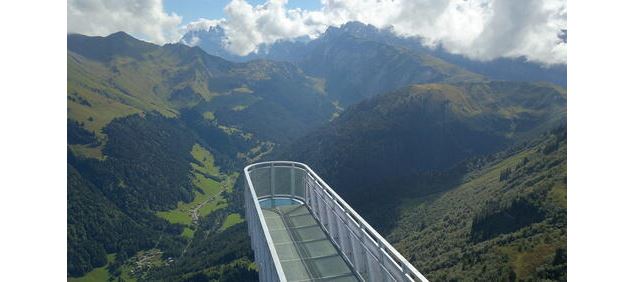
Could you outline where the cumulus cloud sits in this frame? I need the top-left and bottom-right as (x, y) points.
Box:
(67, 0), (182, 44)
(214, 0), (567, 64)
(221, 0), (329, 55)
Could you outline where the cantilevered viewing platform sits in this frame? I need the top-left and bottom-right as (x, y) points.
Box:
(244, 161), (427, 282)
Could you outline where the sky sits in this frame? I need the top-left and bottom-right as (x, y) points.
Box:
(163, 0), (322, 24)
(67, 0), (567, 65)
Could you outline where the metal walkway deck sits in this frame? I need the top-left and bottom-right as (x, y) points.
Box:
(263, 203), (358, 281)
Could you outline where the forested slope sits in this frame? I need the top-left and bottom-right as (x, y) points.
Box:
(390, 127), (567, 281)
(281, 81), (566, 226)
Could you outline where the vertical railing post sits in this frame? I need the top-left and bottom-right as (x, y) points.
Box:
(270, 163), (275, 200)
(290, 164), (296, 197)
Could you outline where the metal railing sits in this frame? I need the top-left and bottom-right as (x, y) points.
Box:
(243, 163), (290, 282)
(244, 161), (428, 282)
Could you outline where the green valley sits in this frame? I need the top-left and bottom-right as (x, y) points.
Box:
(156, 144), (237, 232)
(66, 31), (335, 280)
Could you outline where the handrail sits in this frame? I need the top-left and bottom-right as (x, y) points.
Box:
(243, 164), (288, 282)
(244, 161), (427, 282)
(301, 164), (427, 282)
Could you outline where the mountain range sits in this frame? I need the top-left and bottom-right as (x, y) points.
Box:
(67, 21), (566, 281)
(181, 21), (566, 88)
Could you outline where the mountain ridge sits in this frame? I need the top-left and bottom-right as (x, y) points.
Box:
(180, 21), (566, 87)
(68, 32), (336, 157)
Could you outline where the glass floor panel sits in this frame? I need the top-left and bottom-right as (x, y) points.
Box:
(262, 203), (360, 282)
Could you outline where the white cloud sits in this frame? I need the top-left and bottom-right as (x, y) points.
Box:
(214, 0), (567, 64)
(67, 0), (182, 44)
(221, 0), (329, 55)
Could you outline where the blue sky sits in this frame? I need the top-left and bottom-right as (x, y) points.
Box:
(164, 0), (322, 24)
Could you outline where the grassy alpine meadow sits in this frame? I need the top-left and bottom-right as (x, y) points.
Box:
(154, 175), (222, 226)
(220, 213), (244, 231)
(181, 227), (195, 238)
(191, 143), (221, 178)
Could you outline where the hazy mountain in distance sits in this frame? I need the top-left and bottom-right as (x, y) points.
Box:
(322, 22), (567, 87)
(181, 23), (483, 106)
(181, 21), (566, 90)
(296, 26), (484, 105)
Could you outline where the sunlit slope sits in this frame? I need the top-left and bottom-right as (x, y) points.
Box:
(67, 32), (336, 158)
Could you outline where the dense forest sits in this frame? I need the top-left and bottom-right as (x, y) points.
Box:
(68, 112), (257, 280)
